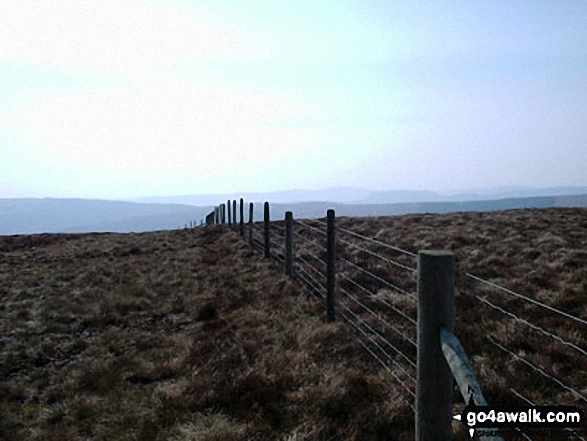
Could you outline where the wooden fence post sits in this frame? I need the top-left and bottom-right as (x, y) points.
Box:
(221, 204), (225, 224)
(263, 202), (270, 258)
(214, 207), (218, 224)
(227, 200), (232, 226)
(248, 202), (254, 245)
(326, 209), (336, 323)
(233, 200), (237, 227)
(240, 198), (244, 237)
(284, 211), (293, 277)
(416, 251), (455, 441)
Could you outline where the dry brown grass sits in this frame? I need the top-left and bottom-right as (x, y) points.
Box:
(1, 207), (585, 440)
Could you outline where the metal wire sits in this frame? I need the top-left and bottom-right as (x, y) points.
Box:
(338, 237), (417, 273)
(294, 264), (326, 299)
(295, 261), (326, 292)
(296, 254), (326, 279)
(293, 219), (327, 236)
(293, 231), (324, 251)
(508, 388), (585, 441)
(466, 273), (587, 327)
(340, 301), (416, 370)
(336, 226), (417, 258)
(464, 291), (587, 357)
(485, 335), (587, 404)
(340, 311), (417, 402)
(295, 246), (328, 268)
(340, 286), (417, 349)
(338, 273), (418, 327)
(339, 256), (416, 298)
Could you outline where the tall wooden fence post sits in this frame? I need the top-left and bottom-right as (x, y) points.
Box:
(215, 207), (219, 224)
(416, 251), (455, 441)
(263, 202), (270, 258)
(221, 204), (225, 224)
(233, 200), (237, 227)
(240, 198), (244, 237)
(326, 209), (336, 323)
(284, 211), (293, 277)
(227, 200), (232, 227)
(248, 202), (254, 245)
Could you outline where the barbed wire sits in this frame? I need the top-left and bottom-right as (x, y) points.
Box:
(464, 291), (587, 357)
(339, 256), (415, 298)
(338, 237), (417, 273)
(338, 272), (418, 327)
(339, 286), (417, 349)
(293, 219), (328, 236)
(484, 335), (587, 404)
(466, 273), (587, 327)
(339, 301), (416, 370)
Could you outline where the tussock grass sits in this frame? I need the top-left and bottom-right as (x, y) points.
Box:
(1, 208), (585, 439)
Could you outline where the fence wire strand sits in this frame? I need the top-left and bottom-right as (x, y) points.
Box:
(340, 301), (416, 370)
(464, 291), (587, 357)
(339, 256), (416, 298)
(338, 237), (417, 273)
(509, 388), (586, 441)
(336, 225), (417, 258)
(339, 286), (417, 349)
(293, 219), (327, 236)
(293, 264), (326, 299)
(340, 311), (416, 406)
(338, 272), (417, 327)
(293, 231), (323, 251)
(485, 335), (587, 404)
(467, 273), (587, 327)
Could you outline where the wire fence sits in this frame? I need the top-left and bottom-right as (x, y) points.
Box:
(202, 200), (587, 440)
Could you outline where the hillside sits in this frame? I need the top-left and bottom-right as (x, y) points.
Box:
(0, 198), (211, 235)
(2, 193), (587, 236)
(1, 208), (586, 440)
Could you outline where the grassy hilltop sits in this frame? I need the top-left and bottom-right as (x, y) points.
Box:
(0, 208), (585, 440)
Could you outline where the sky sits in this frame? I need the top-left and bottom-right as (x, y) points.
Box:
(1, 0), (586, 199)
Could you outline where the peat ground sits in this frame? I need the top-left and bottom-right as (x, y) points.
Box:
(0, 207), (585, 440)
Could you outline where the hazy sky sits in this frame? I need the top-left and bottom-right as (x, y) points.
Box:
(1, 1), (586, 199)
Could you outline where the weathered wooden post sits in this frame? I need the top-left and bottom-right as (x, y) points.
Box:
(284, 211), (293, 277)
(240, 198), (244, 237)
(214, 207), (218, 224)
(248, 202), (254, 245)
(263, 202), (270, 258)
(326, 209), (336, 322)
(221, 204), (226, 224)
(416, 251), (455, 441)
(233, 200), (237, 227)
(227, 200), (232, 226)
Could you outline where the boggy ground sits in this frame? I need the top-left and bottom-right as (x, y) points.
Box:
(0, 207), (585, 440)
(0, 226), (412, 440)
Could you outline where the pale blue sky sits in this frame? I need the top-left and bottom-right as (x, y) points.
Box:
(1, 0), (586, 199)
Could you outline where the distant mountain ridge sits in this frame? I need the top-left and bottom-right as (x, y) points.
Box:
(1, 190), (586, 235)
(131, 186), (587, 206)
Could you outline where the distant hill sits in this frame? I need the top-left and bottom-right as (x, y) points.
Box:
(0, 198), (211, 235)
(131, 186), (587, 206)
(2, 193), (586, 235)
(255, 194), (587, 222)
